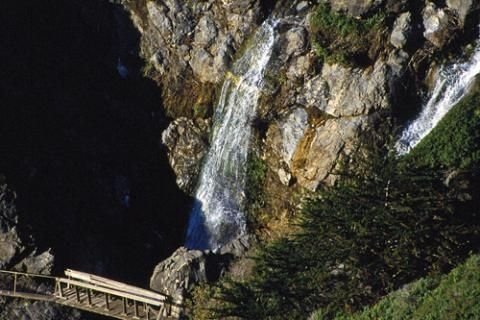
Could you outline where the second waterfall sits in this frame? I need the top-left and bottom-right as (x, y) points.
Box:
(186, 19), (277, 250)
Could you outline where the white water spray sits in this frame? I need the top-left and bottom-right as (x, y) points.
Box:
(396, 31), (480, 154)
(185, 19), (277, 250)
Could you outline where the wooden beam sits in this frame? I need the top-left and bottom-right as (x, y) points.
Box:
(64, 269), (167, 301)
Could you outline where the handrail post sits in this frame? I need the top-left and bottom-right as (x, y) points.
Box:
(87, 289), (92, 306)
(122, 297), (128, 315)
(104, 293), (110, 311)
(13, 273), (17, 296)
(75, 285), (81, 302)
(57, 281), (65, 298)
(134, 300), (139, 318)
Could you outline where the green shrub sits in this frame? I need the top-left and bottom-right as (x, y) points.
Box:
(309, 4), (386, 66)
(245, 153), (268, 226)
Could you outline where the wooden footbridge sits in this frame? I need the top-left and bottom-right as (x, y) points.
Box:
(0, 269), (183, 319)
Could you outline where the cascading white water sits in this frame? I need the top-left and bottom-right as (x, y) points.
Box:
(185, 19), (277, 250)
(396, 31), (480, 155)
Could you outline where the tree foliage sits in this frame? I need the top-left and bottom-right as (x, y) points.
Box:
(213, 145), (480, 319)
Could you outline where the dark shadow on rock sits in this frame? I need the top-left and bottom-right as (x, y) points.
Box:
(0, 0), (191, 290)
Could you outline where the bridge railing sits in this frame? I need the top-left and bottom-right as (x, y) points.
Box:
(0, 269), (184, 319)
(0, 269), (57, 299)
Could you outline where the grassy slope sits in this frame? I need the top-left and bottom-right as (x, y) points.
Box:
(311, 254), (480, 320)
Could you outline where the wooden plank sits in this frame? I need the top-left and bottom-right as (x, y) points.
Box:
(64, 269), (168, 301)
(57, 278), (165, 307)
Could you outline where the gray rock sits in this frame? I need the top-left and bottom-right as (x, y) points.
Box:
(390, 12), (412, 49)
(423, 2), (455, 48)
(279, 108), (309, 164)
(189, 48), (216, 83)
(278, 168), (293, 186)
(147, 1), (172, 33)
(302, 60), (389, 117)
(385, 0), (408, 13)
(218, 234), (252, 257)
(285, 27), (307, 58)
(0, 228), (23, 269)
(194, 15), (218, 47)
(296, 1), (310, 13)
(387, 49), (410, 76)
(14, 250), (54, 275)
(294, 116), (369, 190)
(329, 0), (383, 17)
(162, 118), (208, 193)
(286, 54), (313, 80)
(150, 247), (210, 300)
(446, 0), (473, 25)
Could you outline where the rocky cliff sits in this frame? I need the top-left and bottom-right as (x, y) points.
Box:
(119, 0), (480, 307)
(123, 0), (479, 232)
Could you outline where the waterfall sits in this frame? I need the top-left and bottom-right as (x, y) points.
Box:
(185, 19), (277, 250)
(396, 31), (480, 155)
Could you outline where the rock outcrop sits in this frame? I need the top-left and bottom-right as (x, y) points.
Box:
(161, 118), (209, 193)
(123, 0), (263, 115)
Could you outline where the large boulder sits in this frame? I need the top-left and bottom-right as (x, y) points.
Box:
(150, 247), (216, 300)
(150, 235), (251, 301)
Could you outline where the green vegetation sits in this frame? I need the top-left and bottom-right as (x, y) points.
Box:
(309, 4), (386, 66)
(405, 90), (480, 169)
(311, 254), (480, 320)
(210, 144), (479, 319)
(245, 152), (268, 227)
